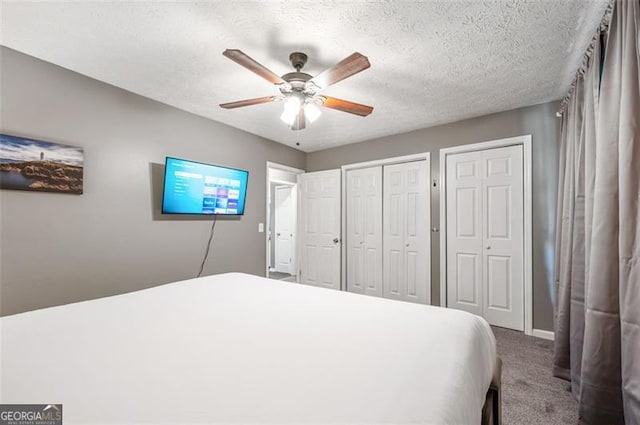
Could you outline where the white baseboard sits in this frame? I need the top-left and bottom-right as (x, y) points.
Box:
(532, 329), (555, 341)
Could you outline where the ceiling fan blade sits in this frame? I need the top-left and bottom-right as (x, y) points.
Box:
(309, 52), (370, 89)
(291, 107), (306, 130)
(219, 96), (276, 109)
(321, 96), (373, 117)
(223, 49), (286, 85)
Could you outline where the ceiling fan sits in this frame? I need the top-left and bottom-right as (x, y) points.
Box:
(220, 49), (373, 130)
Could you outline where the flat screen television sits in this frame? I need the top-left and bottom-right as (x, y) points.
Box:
(162, 157), (249, 215)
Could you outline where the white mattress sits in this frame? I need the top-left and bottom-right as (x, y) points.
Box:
(1, 273), (497, 425)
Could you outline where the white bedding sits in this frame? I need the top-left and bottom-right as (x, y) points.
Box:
(1, 273), (496, 425)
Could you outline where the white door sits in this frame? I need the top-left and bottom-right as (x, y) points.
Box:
(346, 166), (383, 297)
(383, 160), (430, 303)
(298, 169), (341, 290)
(482, 146), (524, 330)
(274, 185), (295, 274)
(445, 151), (483, 316)
(446, 145), (524, 330)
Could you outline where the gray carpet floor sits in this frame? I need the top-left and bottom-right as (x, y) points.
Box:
(493, 326), (578, 425)
(268, 271), (293, 280)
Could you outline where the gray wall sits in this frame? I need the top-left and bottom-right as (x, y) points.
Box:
(307, 102), (560, 331)
(0, 47), (305, 316)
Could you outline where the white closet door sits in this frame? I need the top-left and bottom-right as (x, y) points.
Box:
(446, 145), (524, 331)
(298, 169), (341, 290)
(383, 160), (429, 303)
(482, 145), (524, 330)
(446, 151), (484, 316)
(346, 166), (383, 297)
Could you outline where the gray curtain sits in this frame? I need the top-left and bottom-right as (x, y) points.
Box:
(553, 0), (640, 424)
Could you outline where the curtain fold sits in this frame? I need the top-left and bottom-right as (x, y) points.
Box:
(611, 0), (640, 421)
(553, 1), (640, 424)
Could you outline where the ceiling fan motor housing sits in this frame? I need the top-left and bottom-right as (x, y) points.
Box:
(289, 52), (308, 71)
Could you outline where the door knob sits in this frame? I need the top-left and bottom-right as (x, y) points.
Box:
(486, 246), (491, 250)
(406, 243), (410, 247)
(333, 238), (340, 244)
(277, 233), (281, 236)
(359, 241), (364, 245)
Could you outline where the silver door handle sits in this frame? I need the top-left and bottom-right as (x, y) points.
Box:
(359, 241), (364, 245)
(333, 238), (340, 244)
(406, 243), (410, 247)
(277, 233), (281, 236)
(486, 246), (491, 250)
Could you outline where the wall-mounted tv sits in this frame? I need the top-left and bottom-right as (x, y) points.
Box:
(162, 157), (249, 215)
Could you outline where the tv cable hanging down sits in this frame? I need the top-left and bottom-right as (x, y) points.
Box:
(196, 214), (217, 278)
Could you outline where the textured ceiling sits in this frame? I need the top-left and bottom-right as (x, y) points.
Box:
(0, 1), (609, 152)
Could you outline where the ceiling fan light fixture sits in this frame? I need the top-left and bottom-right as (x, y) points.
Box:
(280, 95), (301, 126)
(280, 109), (296, 126)
(304, 102), (321, 123)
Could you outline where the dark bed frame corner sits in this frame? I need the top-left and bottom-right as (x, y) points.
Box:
(481, 357), (502, 425)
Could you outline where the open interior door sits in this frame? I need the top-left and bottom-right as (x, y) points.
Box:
(297, 169), (341, 290)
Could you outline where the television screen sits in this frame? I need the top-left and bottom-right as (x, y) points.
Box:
(162, 157), (249, 215)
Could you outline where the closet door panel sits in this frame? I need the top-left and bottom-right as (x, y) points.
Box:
(383, 166), (406, 300)
(347, 173), (365, 294)
(403, 161), (429, 303)
(346, 166), (383, 297)
(383, 161), (429, 303)
(363, 169), (383, 297)
(446, 151), (483, 316)
(482, 145), (524, 330)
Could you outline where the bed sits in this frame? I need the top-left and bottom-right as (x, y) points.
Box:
(1, 272), (500, 425)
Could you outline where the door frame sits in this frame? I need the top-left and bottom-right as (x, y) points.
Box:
(341, 152), (431, 303)
(265, 162), (304, 278)
(439, 135), (533, 335)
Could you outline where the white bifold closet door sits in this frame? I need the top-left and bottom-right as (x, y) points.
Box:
(346, 166), (383, 297)
(383, 160), (429, 304)
(298, 169), (341, 290)
(446, 145), (524, 330)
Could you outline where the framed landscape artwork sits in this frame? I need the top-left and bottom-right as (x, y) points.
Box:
(0, 133), (84, 194)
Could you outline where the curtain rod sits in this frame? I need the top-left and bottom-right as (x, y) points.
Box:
(556, 0), (615, 117)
